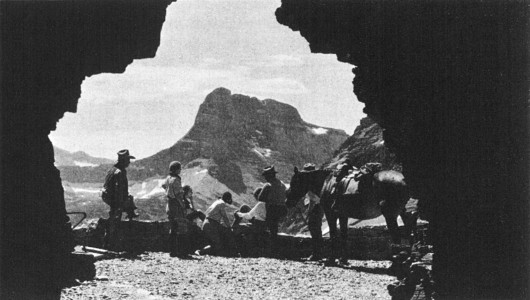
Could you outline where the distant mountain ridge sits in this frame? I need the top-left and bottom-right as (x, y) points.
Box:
(54, 146), (113, 167)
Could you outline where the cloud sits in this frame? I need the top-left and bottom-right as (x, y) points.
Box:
(200, 57), (224, 67)
(241, 77), (309, 96)
(248, 54), (305, 68)
(81, 61), (308, 106)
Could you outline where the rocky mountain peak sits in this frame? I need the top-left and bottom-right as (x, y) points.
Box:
(192, 87), (304, 141)
(138, 88), (349, 193)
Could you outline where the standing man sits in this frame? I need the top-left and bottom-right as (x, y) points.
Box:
(302, 163), (325, 261)
(102, 149), (138, 251)
(258, 166), (287, 257)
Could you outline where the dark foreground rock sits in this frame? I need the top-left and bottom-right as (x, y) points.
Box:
(61, 252), (393, 300)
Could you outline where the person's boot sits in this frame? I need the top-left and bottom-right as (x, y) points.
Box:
(269, 235), (280, 258)
(305, 238), (322, 261)
(325, 237), (339, 266)
(126, 209), (139, 220)
(176, 235), (192, 259)
(339, 239), (349, 266)
(169, 234), (178, 257)
(195, 245), (213, 256)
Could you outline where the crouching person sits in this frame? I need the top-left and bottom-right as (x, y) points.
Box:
(163, 161), (191, 258)
(233, 188), (269, 256)
(196, 192), (236, 256)
(182, 185), (206, 253)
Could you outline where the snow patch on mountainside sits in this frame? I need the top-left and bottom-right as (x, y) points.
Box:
(310, 127), (328, 135)
(72, 187), (100, 194)
(252, 147), (273, 158)
(74, 161), (99, 167)
(136, 179), (166, 200)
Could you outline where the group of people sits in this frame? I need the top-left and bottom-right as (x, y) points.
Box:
(101, 149), (289, 258)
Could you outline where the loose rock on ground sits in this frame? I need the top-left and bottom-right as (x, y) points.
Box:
(61, 252), (394, 299)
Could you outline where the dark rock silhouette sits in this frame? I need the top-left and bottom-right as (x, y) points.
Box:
(277, 1), (529, 298)
(3, 1), (528, 299)
(1, 1), (174, 298)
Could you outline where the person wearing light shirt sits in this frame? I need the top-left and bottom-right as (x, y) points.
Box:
(236, 201), (266, 223)
(258, 166), (287, 257)
(162, 161), (190, 258)
(233, 188), (268, 256)
(196, 192), (235, 256)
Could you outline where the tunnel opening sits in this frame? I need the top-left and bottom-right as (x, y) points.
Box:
(2, 0), (529, 299)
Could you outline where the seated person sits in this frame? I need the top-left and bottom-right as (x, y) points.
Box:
(232, 188), (268, 256)
(195, 192), (236, 256)
(182, 185), (206, 222)
(235, 188), (267, 225)
(232, 204), (252, 228)
(180, 185), (206, 255)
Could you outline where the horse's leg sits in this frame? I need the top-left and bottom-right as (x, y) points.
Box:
(338, 216), (349, 265)
(384, 213), (401, 244)
(401, 211), (419, 246)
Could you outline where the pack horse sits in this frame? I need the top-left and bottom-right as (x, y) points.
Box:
(286, 162), (416, 264)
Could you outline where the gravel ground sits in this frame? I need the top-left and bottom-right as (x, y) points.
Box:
(61, 252), (394, 300)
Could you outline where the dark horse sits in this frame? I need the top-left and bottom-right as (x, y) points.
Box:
(286, 163), (416, 264)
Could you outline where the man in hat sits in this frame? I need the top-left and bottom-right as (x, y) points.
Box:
(102, 149), (138, 250)
(258, 165), (287, 257)
(302, 163), (325, 261)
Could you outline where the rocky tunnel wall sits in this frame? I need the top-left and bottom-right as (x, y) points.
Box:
(276, 0), (529, 298)
(1, 1), (174, 298)
(2, 1), (528, 299)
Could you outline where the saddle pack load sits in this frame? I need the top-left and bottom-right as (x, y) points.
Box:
(329, 164), (385, 220)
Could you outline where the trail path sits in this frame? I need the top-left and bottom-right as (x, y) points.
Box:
(61, 252), (394, 299)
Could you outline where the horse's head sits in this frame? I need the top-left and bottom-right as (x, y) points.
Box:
(285, 166), (312, 208)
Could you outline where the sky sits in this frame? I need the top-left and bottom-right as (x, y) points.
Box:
(50, 0), (365, 160)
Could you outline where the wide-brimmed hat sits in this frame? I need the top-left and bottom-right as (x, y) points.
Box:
(262, 165), (277, 176)
(117, 149), (135, 159)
